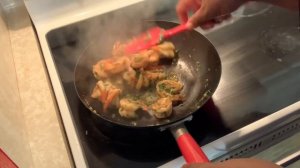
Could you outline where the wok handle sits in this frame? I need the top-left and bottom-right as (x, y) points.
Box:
(170, 124), (209, 163)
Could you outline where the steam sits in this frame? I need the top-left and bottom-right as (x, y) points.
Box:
(49, 0), (178, 82)
(76, 0), (178, 60)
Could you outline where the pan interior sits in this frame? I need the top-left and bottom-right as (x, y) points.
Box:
(74, 21), (221, 128)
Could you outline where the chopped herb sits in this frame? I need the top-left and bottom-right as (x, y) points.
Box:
(166, 73), (179, 81)
(144, 100), (153, 106)
(159, 83), (175, 94)
(165, 88), (171, 93)
(132, 95), (139, 101)
(135, 70), (141, 78)
(159, 83), (166, 90)
(170, 89), (176, 95)
(126, 94), (140, 101)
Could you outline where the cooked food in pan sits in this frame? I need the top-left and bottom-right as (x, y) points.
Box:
(91, 41), (184, 119)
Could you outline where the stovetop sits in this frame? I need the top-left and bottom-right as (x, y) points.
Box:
(45, 3), (300, 168)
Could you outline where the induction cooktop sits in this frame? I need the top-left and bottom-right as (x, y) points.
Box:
(27, 1), (300, 167)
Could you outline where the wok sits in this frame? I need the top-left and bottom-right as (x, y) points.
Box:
(74, 21), (221, 163)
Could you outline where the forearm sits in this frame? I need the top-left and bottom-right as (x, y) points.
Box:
(254, 0), (298, 10)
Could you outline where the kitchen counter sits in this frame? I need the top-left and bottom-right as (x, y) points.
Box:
(0, 4), (72, 168)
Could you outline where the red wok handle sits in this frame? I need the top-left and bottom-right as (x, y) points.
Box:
(163, 23), (189, 39)
(170, 124), (210, 163)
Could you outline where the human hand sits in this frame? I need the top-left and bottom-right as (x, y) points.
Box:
(182, 158), (281, 168)
(176, 0), (248, 29)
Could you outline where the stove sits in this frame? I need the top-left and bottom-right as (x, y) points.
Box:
(25, 0), (300, 167)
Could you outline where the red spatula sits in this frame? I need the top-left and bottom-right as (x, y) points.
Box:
(125, 23), (189, 54)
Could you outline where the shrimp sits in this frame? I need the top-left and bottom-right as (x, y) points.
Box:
(119, 98), (140, 118)
(122, 67), (137, 87)
(122, 68), (151, 90)
(136, 71), (144, 90)
(151, 97), (172, 118)
(156, 79), (184, 102)
(102, 57), (130, 74)
(104, 89), (121, 112)
(130, 50), (151, 69)
(91, 81), (122, 112)
(152, 42), (175, 59)
(135, 70), (152, 90)
(144, 68), (166, 81)
(148, 51), (160, 66)
(93, 61), (109, 79)
(93, 57), (130, 79)
(130, 42), (175, 69)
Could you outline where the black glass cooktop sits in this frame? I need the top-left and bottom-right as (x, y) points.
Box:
(46, 3), (300, 168)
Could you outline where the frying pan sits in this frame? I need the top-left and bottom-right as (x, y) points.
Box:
(74, 21), (221, 163)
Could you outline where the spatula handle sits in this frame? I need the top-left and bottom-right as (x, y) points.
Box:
(163, 23), (189, 39)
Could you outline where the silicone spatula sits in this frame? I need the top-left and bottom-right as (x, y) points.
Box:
(125, 23), (189, 54)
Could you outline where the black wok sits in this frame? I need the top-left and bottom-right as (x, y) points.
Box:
(74, 21), (221, 163)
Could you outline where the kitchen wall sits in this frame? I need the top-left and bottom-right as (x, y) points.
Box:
(0, 2), (33, 168)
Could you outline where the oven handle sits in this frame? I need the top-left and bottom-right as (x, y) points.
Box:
(276, 150), (300, 167)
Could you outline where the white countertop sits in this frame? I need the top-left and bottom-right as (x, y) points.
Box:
(0, 3), (72, 167)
